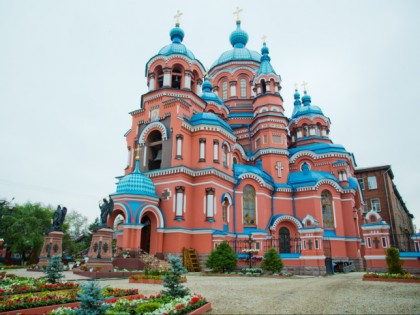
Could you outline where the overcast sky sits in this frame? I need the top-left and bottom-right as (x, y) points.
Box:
(1, 0), (419, 230)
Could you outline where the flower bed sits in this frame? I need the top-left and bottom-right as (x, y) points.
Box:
(363, 273), (420, 283)
(0, 286), (139, 312)
(48, 293), (209, 315)
(0, 278), (79, 295)
(129, 274), (186, 284)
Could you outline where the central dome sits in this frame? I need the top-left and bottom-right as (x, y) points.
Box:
(210, 21), (261, 69)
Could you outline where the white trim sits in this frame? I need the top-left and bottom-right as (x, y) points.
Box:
(158, 228), (214, 234)
(299, 255), (326, 260)
(154, 180), (233, 192)
(364, 255), (386, 260)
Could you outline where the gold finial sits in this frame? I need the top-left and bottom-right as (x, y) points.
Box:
(233, 6), (243, 22)
(135, 145), (141, 161)
(174, 10), (183, 25)
(294, 83), (299, 90)
(261, 35), (267, 44)
(301, 81), (308, 92)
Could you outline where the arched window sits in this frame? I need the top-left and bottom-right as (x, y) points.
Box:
(156, 66), (163, 89)
(171, 66), (182, 89)
(233, 156), (238, 165)
(222, 144), (228, 168)
(223, 197), (229, 223)
(321, 190), (334, 229)
(240, 79), (247, 97)
(222, 81), (228, 100)
(261, 79), (267, 94)
(243, 185), (256, 225)
(146, 130), (162, 170)
(279, 227), (291, 253)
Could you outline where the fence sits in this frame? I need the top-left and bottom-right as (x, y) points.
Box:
(225, 237), (301, 255)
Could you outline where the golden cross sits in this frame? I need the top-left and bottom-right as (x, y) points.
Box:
(261, 35), (267, 44)
(301, 81), (308, 92)
(233, 6), (243, 21)
(135, 145), (141, 160)
(174, 10), (183, 25)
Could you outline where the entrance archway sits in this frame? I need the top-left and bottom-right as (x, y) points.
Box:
(279, 227), (291, 253)
(140, 216), (151, 253)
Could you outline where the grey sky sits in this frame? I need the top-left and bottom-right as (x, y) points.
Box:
(1, 0), (419, 229)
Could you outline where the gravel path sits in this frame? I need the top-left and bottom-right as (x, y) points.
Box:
(9, 270), (420, 314)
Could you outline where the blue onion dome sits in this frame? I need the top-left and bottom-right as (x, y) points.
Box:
(294, 89), (302, 106)
(189, 112), (233, 133)
(230, 21), (249, 48)
(210, 21), (261, 69)
(201, 79), (225, 105)
(157, 23), (195, 60)
(302, 90), (312, 106)
(261, 42), (270, 60)
(202, 79), (213, 92)
(115, 160), (158, 197)
(170, 23), (184, 43)
(256, 42), (276, 76)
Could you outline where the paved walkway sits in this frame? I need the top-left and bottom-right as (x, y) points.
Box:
(6, 269), (420, 314)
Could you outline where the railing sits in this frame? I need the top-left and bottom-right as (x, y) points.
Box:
(390, 233), (418, 252)
(225, 237), (301, 255)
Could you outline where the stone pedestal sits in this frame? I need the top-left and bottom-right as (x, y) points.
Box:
(38, 231), (64, 267)
(86, 228), (114, 272)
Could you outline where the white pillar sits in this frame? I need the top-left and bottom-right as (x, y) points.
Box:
(148, 76), (155, 91)
(184, 72), (191, 90)
(163, 68), (171, 87)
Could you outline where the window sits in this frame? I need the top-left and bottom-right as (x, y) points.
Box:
(302, 240), (306, 250)
(279, 227), (291, 253)
(222, 81), (228, 99)
(199, 138), (206, 162)
(213, 140), (219, 162)
(367, 176), (377, 190)
(222, 144), (228, 168)
(222, 197), (229, 223)
(338, 170), (347, 181)
(243, 185), (256, 225)
(255, 138), (260, 149)
(415, 241), (420, 252)
(206, 188), (215, 220)
(321, 190), (334, 229)
(357, 178), (365, 190)
(297, 130), (302, 138)
(367, 237), (372, 248)
(315, 239), (320, 249)
(171, 67), (182, 89)
(240, 79), (247, 97)
(255, 242), (261, 250)
(176, 134), (183, 159)
(263, 135), (268, 144)
(382, 237), (387, 248)
(146, 130), (162, 171)
(175, 186), (185, 218)
(371, 198), (381, 212)
(261, 79), (267, 94)
(272, 135), (282, 144)
(233, 157), (238, 165)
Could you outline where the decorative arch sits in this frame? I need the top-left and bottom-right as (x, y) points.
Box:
(302, 214), (319, 227)
(365, 209), (382, 223)
(233, 143), (248, 161)
(134, 204), (165, 228)
(221, 141), (232, 152)
(238, 173), (272, 189)
(315, 179), (342, 192)
(112, 202), (131, 222)
(139, 122), (168, 145)
(270, 214), (303, 231)
(270, 106), (280, 112)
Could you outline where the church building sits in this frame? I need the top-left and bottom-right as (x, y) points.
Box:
(107, 13), (383, 275)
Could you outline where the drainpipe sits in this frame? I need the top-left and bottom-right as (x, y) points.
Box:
(291, 185), (297, 218)
(383, 167), (396, 246)
(271, 188), (275, 218)
(233, 178), (242, 253)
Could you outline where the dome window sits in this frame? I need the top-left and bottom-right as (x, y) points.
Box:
(146, 130), (163, 171)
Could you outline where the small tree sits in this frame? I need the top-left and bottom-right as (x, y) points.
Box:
(205, 241), (237, 273)
(76, 281), (108, 315)
(44, 255), (64, 284)
(161, 254), (189, 298)
(260, 247), (283, 274)
(386, 247), (404, 274)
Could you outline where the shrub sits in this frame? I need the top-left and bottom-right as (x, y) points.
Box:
(44, 255), (64, 284)
(75, 281), (108, 315)
(260, 247), (284, 273)
(386, 247), (404, 275)
(161, 254), (189, 298)
(134, 302), (161, 314)
(205, 241), (237, 273)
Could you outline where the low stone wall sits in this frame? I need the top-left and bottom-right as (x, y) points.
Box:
(73, 270), (143, 279)
(112, 258), (146, 271)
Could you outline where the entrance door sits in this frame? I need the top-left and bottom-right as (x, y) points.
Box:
(140, 216), (151, 253)
(279, 227), (291, 253)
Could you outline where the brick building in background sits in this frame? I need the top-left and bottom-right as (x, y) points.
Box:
(355, 165), (416, 251)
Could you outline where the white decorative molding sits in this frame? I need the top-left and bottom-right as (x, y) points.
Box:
(270, 215), (303, 230)
(238, 173), (273, 190)
(138, 121), (168, 145)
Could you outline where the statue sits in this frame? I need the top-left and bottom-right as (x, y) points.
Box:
(46, 205), (67, 234)
(99, 196), (114, 228)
